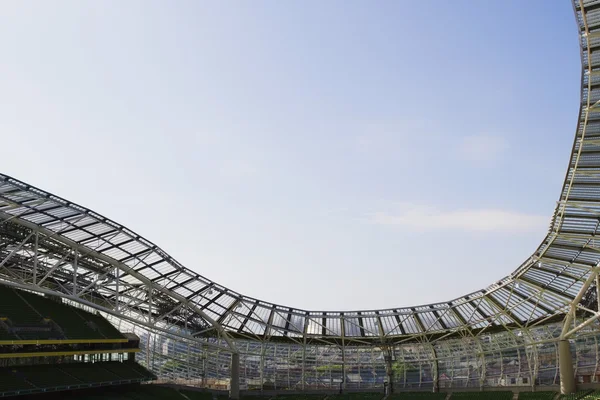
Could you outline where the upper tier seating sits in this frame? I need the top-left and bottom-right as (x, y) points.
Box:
(0, 284), (124, 342)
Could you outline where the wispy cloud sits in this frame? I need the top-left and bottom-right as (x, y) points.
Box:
(458, 135), (509, 163)
(369, 203), (548, 233)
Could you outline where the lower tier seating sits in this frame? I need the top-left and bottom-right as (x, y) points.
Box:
(180, 389), (219, 400)
(450, 392), (513, 400)
(518, 392), (558, 400)
(328, 393), (384, 400)
(0, 361), (155, 396)
(561, 390), (600, 400)
(390, 393), (446, 399)
(275, 395), (331, 400)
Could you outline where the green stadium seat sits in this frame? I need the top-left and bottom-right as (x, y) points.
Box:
(390, 392), (446, 399)
(60, 362), (122, 383)
(450, 392), (513, 400)
(0, 362), (154, 396)
(180, 389), (217, 400)
(14, 364), (82, 389)
(0, 285), (45, 325)
(560, 390), (600, 400)
(98, 361), (156, 381)
(0, 286), (125, 342)
(328, 393), (383, 400)
(0, 368), (35, 394)
(518, 391), (557, 400)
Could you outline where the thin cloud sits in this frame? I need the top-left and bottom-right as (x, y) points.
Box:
(458, 135), (509, 163)
(369, 204), (548, 233)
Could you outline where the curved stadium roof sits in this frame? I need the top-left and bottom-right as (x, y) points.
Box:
(0, 0), (598, 346)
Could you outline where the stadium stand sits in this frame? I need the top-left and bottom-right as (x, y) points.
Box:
(0, 362), (155, 397)
(518, 392), (557, 400)
(0, 285), (125, 343)
(389, 393), (446, 399)
(328, 393), (383, 400)
(0, 285), (154, 398)
(558, 390), (600, 399)
(272, 395), (331, 400)
(449, 392), (513, 400)
(179, 389), (218, 400)
(579, 391), (600, 399)
(24, 385), (194, 400)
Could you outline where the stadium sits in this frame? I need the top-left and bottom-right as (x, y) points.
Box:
(0, 1), (599, 399)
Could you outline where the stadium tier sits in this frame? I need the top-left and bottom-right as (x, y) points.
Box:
(0, 285), (125, 343)
(0, 361), (155, 397)
(449, 392), (513, 400)
(389, 393), (447, 399)
(518, 392), (558, 400)
(2, 0), (600, 398)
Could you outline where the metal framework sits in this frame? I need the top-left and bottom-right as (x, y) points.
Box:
(0, 0), (598, 394)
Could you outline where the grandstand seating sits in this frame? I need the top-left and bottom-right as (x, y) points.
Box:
(390, 392), (446, 399)
(50, 385), (202, 400)
(328, 393), (383, 400)
(100, 361), (153, 380)
(518, 392), (557, 400)
(121, 385), (185, 400)
(449, 392), (513, 400)
(17, 288), (123, 340)
(0, 285), (124, 342)
(0, 361), (155, 396)
(275, 395), (331, 400)
(559, 390), (600, 399)
(579, 391), (600, 399)
(59, 362), (122, 383)
(179, 389), (216, 400)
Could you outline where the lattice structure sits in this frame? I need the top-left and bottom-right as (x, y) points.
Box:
(0, 0), (598, 396)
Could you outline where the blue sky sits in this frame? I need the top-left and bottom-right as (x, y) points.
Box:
(0, 1), (580, 310)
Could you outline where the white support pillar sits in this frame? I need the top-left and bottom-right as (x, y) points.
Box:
(259, 343), (265, 391)
(430, 345), (439, 393)
(33, 232), (38, 285)
(115, 266), (119, 312)
(301, 344), (306, 391)
(559, 340), (575, 395)
(230, 352), (240, 400)
(73, 251), (78, 295)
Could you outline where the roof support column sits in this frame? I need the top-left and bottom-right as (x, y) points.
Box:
(430, 344), (439, 393)
(259, 342), (266, 392)
(230, 352), (240, 400)
(559, 339), (575, 395)
(301, 343), (306, 391)
(383, 345), (394, 394)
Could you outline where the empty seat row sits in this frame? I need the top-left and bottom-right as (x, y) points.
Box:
(390, 392), (446, 399)
(450, 392), (513, 400)
(518, 392), (557, 400)
(0, 362), (154, 396)
(0, 285), (124, 341)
